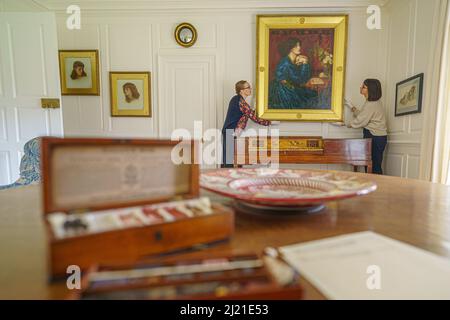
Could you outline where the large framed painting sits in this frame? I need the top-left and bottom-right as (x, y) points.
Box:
(109, 72), (151, 117)
(395, 73), (424, 117)
(59, 50), (100, 95)
(256, 15), (348, 121)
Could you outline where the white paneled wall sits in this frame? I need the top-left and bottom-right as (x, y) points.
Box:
(0, 0), (444, 177)
(384, 0), (441, 179)
(54, 5), (387, 170)
(158, 54), (216, 137)
(57, 22), (156, 138)
(0, 12), (63, 184)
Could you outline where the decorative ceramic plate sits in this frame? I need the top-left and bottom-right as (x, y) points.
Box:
(200, 168), (377, 207)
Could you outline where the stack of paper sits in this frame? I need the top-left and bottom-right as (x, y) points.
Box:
(279, 231), (450, 299)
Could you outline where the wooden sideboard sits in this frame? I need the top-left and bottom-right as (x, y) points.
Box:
(234, 136), (372, 173)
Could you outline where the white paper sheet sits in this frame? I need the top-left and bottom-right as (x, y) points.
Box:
(279, 231), (450, 299)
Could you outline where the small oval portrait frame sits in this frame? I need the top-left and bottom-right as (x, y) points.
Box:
(174, 22), (197, 48)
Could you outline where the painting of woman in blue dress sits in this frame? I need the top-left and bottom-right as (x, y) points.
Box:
(269, 38), (318, 109)
(267, 30), (334, 110)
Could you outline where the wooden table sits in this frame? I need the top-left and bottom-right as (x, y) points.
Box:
(1, 172), (450, 299)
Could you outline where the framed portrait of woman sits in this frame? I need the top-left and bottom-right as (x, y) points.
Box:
(58, 50), (100, 95)
(256, 15), (348, 121)
(109, 72), (151, 117)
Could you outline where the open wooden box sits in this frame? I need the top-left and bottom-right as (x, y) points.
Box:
(41, 137), (234, 278)
(68, 252), (304, 300)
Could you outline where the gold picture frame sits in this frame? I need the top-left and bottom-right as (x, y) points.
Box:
(59, 50), (100, 95)
(109, 72), (151, 117)
(256, 15), (348, 121)
(174, 22), (198, 47)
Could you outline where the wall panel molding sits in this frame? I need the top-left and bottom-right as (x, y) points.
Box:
(406, 154), (420, 179)
(387, 141), (420, 146)
(159, 22), (218, 49)
(0, 108), (7, 141)
(0, 151), (11, 185)
(385, 153), (405, 177)
(15, 107), (50, 142)
(158, 54), (215, 138)
(38, 24), (48, 96)
(54, 7), (390, 170)
(384, 0), (441, 179)
(6, 23), (16, 98)
(385, 141), (420, 178)
(103, 24), (113, 133)
(0, 50), (3, 97)
(0, 12), (63, 183)
(37, 0), (389, 12)
(418, 0), (448, 180)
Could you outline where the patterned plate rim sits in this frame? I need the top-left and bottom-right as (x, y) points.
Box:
(200, 169), (377, 204)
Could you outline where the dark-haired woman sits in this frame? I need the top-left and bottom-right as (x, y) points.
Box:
(268, 38), (318, 109)
(70, 61), (87, 80)
(346, 79), (387, 174)
(123, 82), (140, 103)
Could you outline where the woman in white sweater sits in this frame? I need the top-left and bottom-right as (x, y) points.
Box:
(344, 79), (388, 174)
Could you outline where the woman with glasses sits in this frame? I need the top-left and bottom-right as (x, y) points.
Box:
(221, 80), (271, 168)
(338, 79), (387, 174)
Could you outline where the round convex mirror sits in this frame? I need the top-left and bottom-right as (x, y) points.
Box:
(179, 27), (193, 43)
(174, 23), (197, 47)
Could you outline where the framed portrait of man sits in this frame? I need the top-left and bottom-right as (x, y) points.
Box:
(109, 72), (151, 117)
(58, 50), (100, 95)
(256, 15), (348, 121)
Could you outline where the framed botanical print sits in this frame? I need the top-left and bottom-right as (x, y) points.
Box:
(59, 50), (100, 95)
(256, 15), (348, 121)
(395, 73), (424, 117)
(109, 72), (151, 117)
